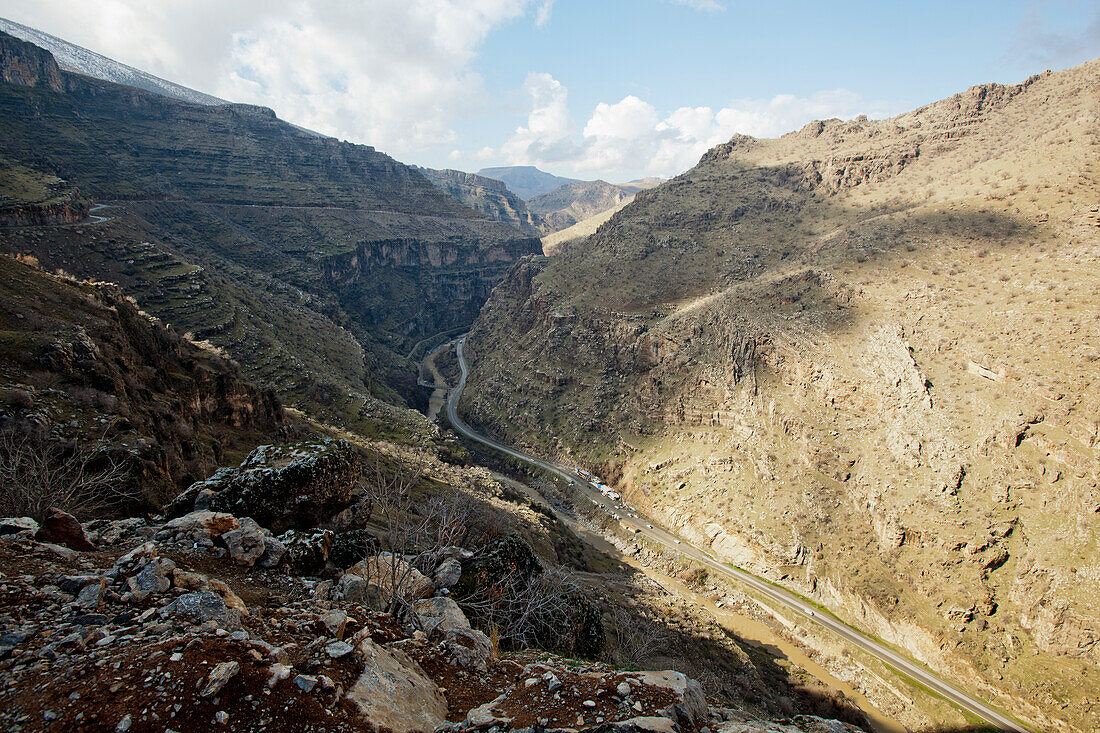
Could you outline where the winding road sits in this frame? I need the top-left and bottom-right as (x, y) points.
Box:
(445, 336), (1033, 733)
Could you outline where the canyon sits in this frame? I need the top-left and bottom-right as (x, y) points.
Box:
(462, 61), (1100, 732)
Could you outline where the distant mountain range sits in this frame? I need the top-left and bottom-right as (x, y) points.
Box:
(462, 165), (663, 245)
(475, 166), (581, 200)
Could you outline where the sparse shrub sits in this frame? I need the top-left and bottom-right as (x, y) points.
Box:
(0, 429), (135, 521)
(2, 389), (33, 410)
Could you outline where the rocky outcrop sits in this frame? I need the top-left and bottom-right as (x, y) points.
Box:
(0, 256), (284, 510)
(528, 179), (633, 233)
(165, 440), (359, 532)
(0, 32), (541, 430)
(0, 200), (89, 227)
(347, 636), (448, 733)
(0, 31), (64, 91)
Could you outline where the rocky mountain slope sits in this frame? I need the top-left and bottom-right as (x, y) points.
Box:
(0, 254), (283, 509)
(0, 16), (227, 106)
(417, 167), (543, 237)
(463, 60), (1100, 732)
(478, 166), (582, 201)
(0, 30), (541, 439)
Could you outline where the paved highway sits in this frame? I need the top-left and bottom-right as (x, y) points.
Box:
(446, 336), (1033, 733)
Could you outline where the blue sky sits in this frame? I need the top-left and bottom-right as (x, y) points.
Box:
(4, 0), (1100, 181)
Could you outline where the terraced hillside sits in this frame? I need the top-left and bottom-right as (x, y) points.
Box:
(0, 31), (541, 438)
(464, 61), (1100, 732)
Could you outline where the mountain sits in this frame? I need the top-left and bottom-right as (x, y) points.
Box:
(0, 30), (541, 440)
(528, 179), (634, 233)
(462, 61), (1100, 733)
(0, 17), (227, 107)
(539, 198), (633, 256)
(476, 165), (580, 200)
(415, 166), (542, 236)
(0, 253), (283, 508)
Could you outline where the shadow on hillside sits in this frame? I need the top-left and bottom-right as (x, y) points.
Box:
(544, 154), (1041, 325)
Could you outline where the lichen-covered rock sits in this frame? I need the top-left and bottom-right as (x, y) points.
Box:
(278, 529), (334, 575)
(165, 439), (360, 532)
(155, 511), (239, 542)
(413, 597), (470, 636)
(432, 557), (462, 589)
(329, 529), (379, 568)
(442, 626), (493, 671)
(0, 517), (38, 536)
(222, 518), (268, 567)
(335, 573), (385, 610)
(633, 670), (707, 730)
(258, 534), (286, 568)
(172, 569), (248, 615)
(162, 591), (236, 626)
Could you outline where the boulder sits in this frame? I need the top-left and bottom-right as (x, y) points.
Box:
(222, 518), (267, 567)
(112, 542), (175, 602)
(714, 717), (864, 733)
(156, 511), (239, 542)
(336, 573), (385, 610)
(35, 508), (94, 551)
(346, 637), (447, 733)
(278, 529), (334, 574)
(632, 670), (707, 730)
(126, 556), (175, 601)
(171, 569), (247, 615)
(413, 597), (470, 635)
(320, 609), (349, 639)
(162, 591), (237, 626)
(258, 535), (286, 568)
(0, 517), (38, 536)
(329, 529), (379, 568)
(590, 718), (678, 733)
(164, 439), (360, 532)
(442, 626), (493, 671)
(432, 557), (462, 589)
(200, 661), (240, 698)
(348, 555), (433, 605)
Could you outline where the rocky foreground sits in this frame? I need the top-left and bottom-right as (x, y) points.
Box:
(0, 438), (862, 733)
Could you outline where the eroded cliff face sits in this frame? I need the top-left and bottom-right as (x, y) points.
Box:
(0, 200), (88, 226)
(323, 234), (541, 339)
(416, 167), (543, 237)
(464, 61), (1100, 731)
(0, 255), (284, 506)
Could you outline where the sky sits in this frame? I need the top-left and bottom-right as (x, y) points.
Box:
(2, 0), (1099, 182)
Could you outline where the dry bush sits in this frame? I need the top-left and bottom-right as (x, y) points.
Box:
(459, 562), (586, 651)
(0, 429), (135, 521)
(358, 454), (483, 615)
(603, 606), (672, 668)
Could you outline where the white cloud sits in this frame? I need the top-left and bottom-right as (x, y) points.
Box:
(584, 96), (660, 139)
(498, 72), (578, 163)
(664, 0), (725, 12)
(3, 0), (537, 155)
(489, 76), (899, 180)
(535, 0), (556, 27)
